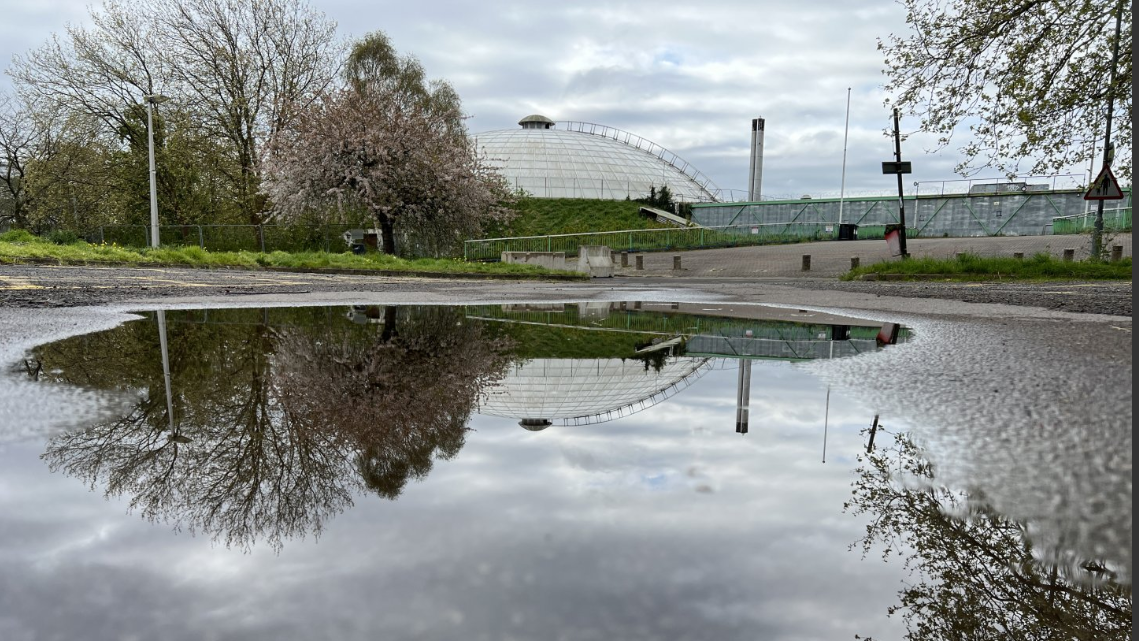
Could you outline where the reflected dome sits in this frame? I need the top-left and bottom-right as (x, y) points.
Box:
(474, 117), (720, 202)
(479, 357), (712, 426)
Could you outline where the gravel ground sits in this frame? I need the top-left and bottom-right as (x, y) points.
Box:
(766, 278), (1133, 317)
(0, 262), (1131, 317)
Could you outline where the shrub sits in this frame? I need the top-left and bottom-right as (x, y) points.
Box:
(0, 229), (39, 243)
(47, 230), (82, 245)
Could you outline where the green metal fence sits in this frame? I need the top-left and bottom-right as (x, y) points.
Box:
(465, 304), (888, 340)
(463, 222), (844, 261)
(1051, 207), (1132, 235)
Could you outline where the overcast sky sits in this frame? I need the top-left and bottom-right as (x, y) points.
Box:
(0, 0), (1094, 199)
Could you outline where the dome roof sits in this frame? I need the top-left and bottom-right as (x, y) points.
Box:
(478, 357), (712, 427)
(518, 114), (555, 128)
(474, 119), (720, 202)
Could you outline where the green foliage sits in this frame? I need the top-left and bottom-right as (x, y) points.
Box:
(0, 229), (38, 243)
(46, 229), (81, 245)
(842, 252), (1133, 281)
(881, 0), (1132, 180)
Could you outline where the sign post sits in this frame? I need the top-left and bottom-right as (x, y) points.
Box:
(1089, 1), (1125, 259)
(1083, 165), (1124, 201)
(882, 109), (911, 258)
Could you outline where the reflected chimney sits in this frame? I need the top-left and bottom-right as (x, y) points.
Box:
(735, 360), (752, 434)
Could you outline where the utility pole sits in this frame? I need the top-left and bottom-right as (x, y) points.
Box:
(144, 94), (169, 248)
(838, 88), (851, 226)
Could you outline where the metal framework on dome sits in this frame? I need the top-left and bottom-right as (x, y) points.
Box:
(553, 358), (714, 426)
(557, 121), (722, 202)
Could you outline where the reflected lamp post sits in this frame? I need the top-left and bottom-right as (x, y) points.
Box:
(143, 94), (169, 247)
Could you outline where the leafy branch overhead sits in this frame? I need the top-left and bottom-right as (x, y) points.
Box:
(880, 0), (1132, 181)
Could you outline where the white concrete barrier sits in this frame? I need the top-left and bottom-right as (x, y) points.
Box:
(577, 245), (613, 278)
(500, 251), (567, 271)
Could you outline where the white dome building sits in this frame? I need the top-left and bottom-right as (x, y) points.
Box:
(478, 356), (713, 429)
(474, 115), (721, 202)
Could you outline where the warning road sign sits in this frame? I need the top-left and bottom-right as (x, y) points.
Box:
(1084, 166), (1124, 200)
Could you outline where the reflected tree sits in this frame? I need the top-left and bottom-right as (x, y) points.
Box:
(846, 432), (1131, 640)
(273, 306), (514, 499)
(37, 306), (514, 550)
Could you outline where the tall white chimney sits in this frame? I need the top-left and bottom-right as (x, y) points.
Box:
(748, 117), (765, 202)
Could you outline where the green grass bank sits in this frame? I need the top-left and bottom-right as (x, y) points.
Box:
(0, 230), (586, 279)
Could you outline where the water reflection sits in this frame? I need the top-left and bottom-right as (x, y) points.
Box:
(28, 304), (890, 551)
(36, 306), (514, 549)
(17, 303), (1130, 638)
(849, 429), (1131, 638)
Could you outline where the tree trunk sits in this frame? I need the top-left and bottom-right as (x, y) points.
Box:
(380, 306), (398, 342)
(378, 215), (396, 255)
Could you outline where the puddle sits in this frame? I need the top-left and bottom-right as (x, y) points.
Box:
(1, 303), (1129, 639)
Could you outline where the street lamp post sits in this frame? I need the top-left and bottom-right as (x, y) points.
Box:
(143, 94), (169, 247)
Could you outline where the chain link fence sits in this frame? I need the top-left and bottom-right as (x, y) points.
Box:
(88, 224), (360, 253)
(83, 224), (461, 258)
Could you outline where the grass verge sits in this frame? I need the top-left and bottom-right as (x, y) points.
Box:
(842, 251), (1132, 281)
(0, 230), (587, 279)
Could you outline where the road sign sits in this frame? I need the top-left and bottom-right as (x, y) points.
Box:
(1084, 165), (1124, 200)
(881, 161), (912, 174)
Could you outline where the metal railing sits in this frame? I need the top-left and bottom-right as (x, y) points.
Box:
(913, 174), (1086, 196)
(464, 222), (853, 261)
(1051, 207), (1132, 234)
(85, 223), (450, 257)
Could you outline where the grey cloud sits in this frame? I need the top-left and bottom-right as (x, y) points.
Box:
(4, 0), (1049, 197)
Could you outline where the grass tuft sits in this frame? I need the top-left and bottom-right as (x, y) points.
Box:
(842, 252), (1132, 281)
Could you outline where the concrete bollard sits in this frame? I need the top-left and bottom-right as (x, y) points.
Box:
(673, 255), (682, 271)
(1111, 245), (1123, 262)
(1062, 249), (1074, 262)
(850, 257), (860, 270)
(1013, 252), (1024, 260)
(635, 254), (644, 270)
(801, 255), (811, 271)
(620, 252), (629, 267)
